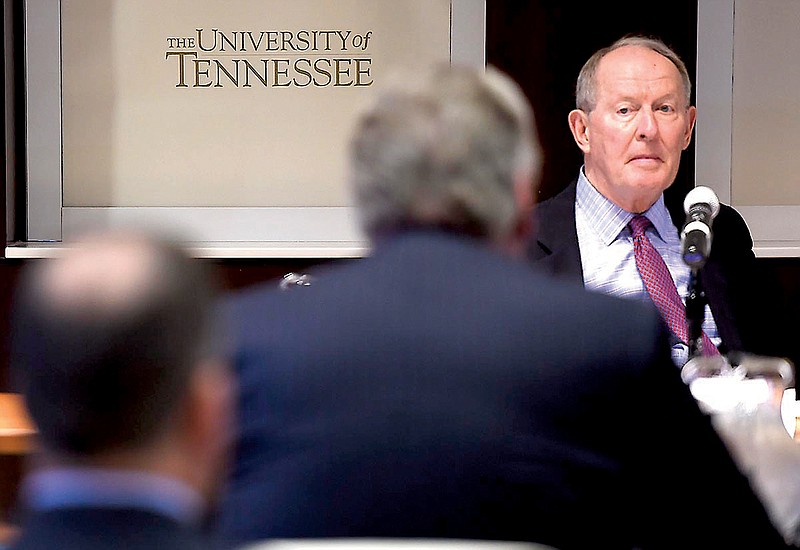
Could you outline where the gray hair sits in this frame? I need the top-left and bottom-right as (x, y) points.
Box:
(349, 64), (541, 242)
(575, 35), (692, 112)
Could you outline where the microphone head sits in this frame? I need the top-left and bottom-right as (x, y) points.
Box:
(684, 186), (720, 218)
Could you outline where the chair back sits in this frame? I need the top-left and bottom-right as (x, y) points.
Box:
(240, 539), (560, 550)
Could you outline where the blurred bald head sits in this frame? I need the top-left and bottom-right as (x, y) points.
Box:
(41, 235), (162, 317)
(12, 232), (220, 458)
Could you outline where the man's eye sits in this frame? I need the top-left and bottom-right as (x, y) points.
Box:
(658, 105), (674, 113)
(618, 107), (629, 115)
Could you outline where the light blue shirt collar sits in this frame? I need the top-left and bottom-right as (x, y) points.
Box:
(576, 169), (675, 245)
(21, 467), (204, 526)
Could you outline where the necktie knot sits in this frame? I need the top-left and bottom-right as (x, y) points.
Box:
(629, 215), (652, 238)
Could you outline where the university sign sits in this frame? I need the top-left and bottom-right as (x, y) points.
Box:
(165, 28), (374, 88)
(57, 0), (454, 211)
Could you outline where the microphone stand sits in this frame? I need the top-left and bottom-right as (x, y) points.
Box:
(686, 267), (707, 358)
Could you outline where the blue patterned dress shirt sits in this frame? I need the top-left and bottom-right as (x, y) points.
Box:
(574, 169), (721, 366)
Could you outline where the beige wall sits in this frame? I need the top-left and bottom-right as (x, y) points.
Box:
(731, 0), (800, 206)
(61, 0), (451, 207)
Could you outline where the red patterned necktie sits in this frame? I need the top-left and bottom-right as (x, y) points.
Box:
(629, 215), (720, 357)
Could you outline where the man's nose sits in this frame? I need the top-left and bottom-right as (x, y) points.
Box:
(636, 109), (658, 140)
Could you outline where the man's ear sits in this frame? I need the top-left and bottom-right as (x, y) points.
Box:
(568, 109), (591, 154)
(683, 106), (697, 150)
(503, 170), (536, 257)
(182, 360), (235, 472)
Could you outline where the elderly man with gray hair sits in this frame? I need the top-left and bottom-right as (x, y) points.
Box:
(216, 64), (788, 549)
(529, 35), (784, 366)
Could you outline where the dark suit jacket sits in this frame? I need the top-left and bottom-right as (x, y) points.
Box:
(216, 230), (787, 550)
(529, 180), (783, 357)
(10, 508), (206, 550)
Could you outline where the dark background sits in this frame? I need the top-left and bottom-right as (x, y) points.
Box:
(0, 0), (798, 392)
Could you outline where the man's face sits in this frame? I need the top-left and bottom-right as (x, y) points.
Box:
(569, 45), (697, 213)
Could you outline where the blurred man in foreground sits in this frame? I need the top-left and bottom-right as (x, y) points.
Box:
(9, 233), (233, 550)
(216, 65), (789, 549)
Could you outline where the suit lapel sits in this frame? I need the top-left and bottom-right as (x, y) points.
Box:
(530, 181), (584, 286)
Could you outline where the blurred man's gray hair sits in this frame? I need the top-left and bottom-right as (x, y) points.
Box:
(349, 64), (541, 242)
(575, 35), (692, 113)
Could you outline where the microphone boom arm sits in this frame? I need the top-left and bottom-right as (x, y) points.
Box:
(686, 267), (707, 358)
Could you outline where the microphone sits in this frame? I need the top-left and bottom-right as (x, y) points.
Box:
(681, 186), (720, 269)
